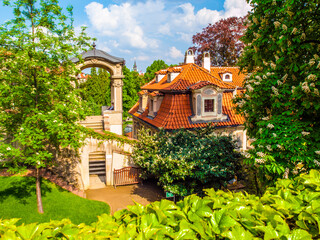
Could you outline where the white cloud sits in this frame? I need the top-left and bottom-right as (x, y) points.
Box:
(84, 0), (251, 70)
(169, 47), (183, 59)
(223, 0), (252, 18)
(136, 55), (150, 61)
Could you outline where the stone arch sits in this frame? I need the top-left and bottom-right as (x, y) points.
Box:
(72, 46), (125, 113)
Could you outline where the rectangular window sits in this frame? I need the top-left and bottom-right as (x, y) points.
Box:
(150, 100), (154, 112)
(204, 99), (214, 112)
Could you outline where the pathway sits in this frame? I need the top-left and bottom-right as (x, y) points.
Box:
(85, 181), (165, 214)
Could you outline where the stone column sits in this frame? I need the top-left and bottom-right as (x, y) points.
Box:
(110, 76), (124, 112)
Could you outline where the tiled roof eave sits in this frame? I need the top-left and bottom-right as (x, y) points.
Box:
(130, 114), (160, 131)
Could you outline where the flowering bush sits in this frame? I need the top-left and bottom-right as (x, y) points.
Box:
(132, 126), (241, 196)
(234, 0), (320, 181)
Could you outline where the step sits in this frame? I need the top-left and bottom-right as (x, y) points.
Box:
(89, 162), (106, 167)
(89, 171), (106, 175)
(89, 156), (105, 160)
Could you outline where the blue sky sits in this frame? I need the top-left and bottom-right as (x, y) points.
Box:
(0, 0), (250, 72)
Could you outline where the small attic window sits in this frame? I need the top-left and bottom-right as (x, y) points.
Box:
(156, 74), (165, 83)
(223, 73), (232, 82)
(167, 72), (179, 83)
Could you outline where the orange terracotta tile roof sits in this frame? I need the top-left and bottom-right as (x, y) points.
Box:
(142, 63), (234, 91)
(148, 91), (164, 97)
(138, 90), (148, 95)
(210, 67), (246, 88)
(129, 92), (244, 130)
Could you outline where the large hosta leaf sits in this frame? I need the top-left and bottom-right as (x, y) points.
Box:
(209, 209), (237, 234)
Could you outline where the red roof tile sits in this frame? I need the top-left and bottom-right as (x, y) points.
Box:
(142, 63), (234, 91)
(130, 92), (244, 130)
(210, 67), (245, 88)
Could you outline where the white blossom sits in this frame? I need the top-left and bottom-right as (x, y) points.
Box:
(301, 131), (310, 136)
(257, 152), (265, 157)
(262, 116), (269, 120)
(6, 147), (11, 151)
(272, 133), (277, 137)
(272, 86), (279, 96)
(283, 168), (289, 179)
(315, 151), (320, 155)
(270, 62), (276, 70)
(255, 158), (266, 164)
(282, 24), (287, 31)
(309, 59), (315, 66)
(274, 21), (281, 28)
(302, 82), (310, 93)
(314, 160), (320, 167)
(266, 145), (272, 151)
(314, 89), (320, 95)
(277, 144), (284, 150)
(255, 75), (262, 80)
(291, 27), (297, 34)
(282, 74), (288, 81)
(263, 75), (267, 79)
(247, 84), (254, 92)
(277, 80), (283, 85)
(267, 123), (274, 129)
(307, 74), (317, 81)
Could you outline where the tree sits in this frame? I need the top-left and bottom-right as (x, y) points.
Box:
(0, 0), (91, 213)
(122, 66), (143, 119)
(132, 126), (241, 196)
(82, 68), (111, 115)
(192, 17), (246, 66)
(234, 0), (320, 182)
(143, 60), (168, 83)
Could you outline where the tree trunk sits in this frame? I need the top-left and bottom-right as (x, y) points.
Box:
(36, 168), (44, 214)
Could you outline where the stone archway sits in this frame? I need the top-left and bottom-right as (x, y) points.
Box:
(72, 44), (125, 114)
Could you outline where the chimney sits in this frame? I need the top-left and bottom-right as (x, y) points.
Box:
(184, 49), (194, 64)
(202, 51), (211, 72)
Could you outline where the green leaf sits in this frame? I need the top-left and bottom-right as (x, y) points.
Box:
(286, 229), (312, 240)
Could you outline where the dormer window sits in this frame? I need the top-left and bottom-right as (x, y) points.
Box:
(223, 73), (232, 82)
(191, 85), (227, 122)
(156, 74), (165, 83)
(204, 99), (214, 112)
(167, 72), (179, 83)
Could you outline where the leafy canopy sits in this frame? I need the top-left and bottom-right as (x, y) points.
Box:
(192, 16), (246, 66)
(143, 60), (168, 84)
(0, 0), (91, 172)
(132, 126), (241, 196)
(81, 68), (111, 116)
(234, 0), (320, 180)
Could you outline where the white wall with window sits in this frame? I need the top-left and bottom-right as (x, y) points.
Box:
(191, 86), (227, 122)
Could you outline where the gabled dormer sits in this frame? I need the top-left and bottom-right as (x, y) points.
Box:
(189, 82), (227, 122)
(221, 72), (233, 82)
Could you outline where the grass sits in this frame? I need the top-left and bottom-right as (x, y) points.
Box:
(0, 176), (110, 225)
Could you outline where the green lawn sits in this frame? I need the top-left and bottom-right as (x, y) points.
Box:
(0, 176), (110, 225)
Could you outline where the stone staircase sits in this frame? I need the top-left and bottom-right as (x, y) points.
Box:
(89, 152), (106, 189)
(80, 116), (104, 131)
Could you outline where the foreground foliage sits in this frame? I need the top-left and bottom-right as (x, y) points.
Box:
(1, 170), (320, 239)
(132, 126), (241, 196)
(234, 0), (320, 181)
(0, 176), (110, 226)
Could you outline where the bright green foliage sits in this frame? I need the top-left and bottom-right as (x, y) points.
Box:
(122, 66), (144, 119)
(234, 0), (320, 180)
(1, 170), (320, 239)
(81, 68), (111, 115)
(132, 126), (241, 196)
(0, 176), (110, 225)
(0, 0), (91, 171)
(143, 59), (168, 84)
